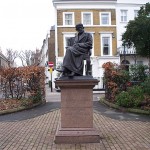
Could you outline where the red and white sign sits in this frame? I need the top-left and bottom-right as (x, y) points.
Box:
(48, 62), (54, 67)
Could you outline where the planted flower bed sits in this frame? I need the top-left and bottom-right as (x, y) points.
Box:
(0, 99), (22, 111)
(0, 66), (45, 114)
(102, 62), (150, 112)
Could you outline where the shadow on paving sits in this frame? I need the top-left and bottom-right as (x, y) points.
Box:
(93, 101), (150, 122)
(0, 97), (150, 122)
(0, 102), (60, 122)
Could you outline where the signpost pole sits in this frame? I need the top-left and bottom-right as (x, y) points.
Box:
(50, 68), (53, 92)
(48, 62), (54, 92)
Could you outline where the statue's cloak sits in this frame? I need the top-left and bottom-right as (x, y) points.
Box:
(63, 31), (93, 75)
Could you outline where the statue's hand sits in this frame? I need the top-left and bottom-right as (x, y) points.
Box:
(73, 44), (79, 49)
(73, 43), (77, 46)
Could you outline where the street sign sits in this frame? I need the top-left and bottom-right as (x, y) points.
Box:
(50, 68), (53, 73)
(48, 62), (54, 67)
(48, 68), (54, 73)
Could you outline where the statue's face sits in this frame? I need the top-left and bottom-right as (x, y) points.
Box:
(76, 27), (84, 34)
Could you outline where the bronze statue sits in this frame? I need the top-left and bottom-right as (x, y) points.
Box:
(57, 23), (93, 77)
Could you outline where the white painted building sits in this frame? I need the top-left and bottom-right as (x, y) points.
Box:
(116, 0), (150, 66)
(39, 34), (50, 84)
(0, 52), (9, 68)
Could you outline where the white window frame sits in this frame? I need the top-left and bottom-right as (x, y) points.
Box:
(63, 12), (75, 26)
(134, 10), (139, 18)
(100, 33), (112, 56)
(120, 10), (128, 22)
(81, 12), (93, 26)
(100, 12), (111, 25)
(63, 33), (76, 56)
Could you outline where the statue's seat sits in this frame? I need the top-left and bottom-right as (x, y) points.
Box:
(83, 49), (91, 76)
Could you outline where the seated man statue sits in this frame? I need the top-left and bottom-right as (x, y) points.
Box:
(57, 23), (93, 77)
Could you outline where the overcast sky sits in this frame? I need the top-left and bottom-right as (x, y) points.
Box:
(0, 0), (55, 55)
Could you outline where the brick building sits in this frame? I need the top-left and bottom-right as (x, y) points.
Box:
(39, 26), (56, 84)
(48, 25), (56, 67)
(53, 0), (119, 88)
(52, 0), (150, 89)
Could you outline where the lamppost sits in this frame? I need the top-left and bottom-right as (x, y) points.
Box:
(122, 41), (127, 65)
(123, 43), (126, 65)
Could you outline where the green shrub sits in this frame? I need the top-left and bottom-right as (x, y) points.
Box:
(128, 86), (144, 107)
(29, 89), (42, 103)
(141, 77), (150, 95)
(129, 64), (148, 81)
(116, 91), (132, 107)
(116, 86), (144, 108)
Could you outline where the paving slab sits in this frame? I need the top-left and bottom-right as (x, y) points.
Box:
(0, 86), (150, 150)
(0, 110), (150, 150)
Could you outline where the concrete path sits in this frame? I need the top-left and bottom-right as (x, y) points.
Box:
(0, 86), (150, 150)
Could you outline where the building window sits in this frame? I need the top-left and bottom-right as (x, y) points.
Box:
(63, 12), (74, 26)
(103, 37), (110, 55)
(101, 34), (112, 56)
(121, 10), (128, 22)
(134, 10), (138, 18)
(100, 12), (111, 25)
(82, 12), (93, 25)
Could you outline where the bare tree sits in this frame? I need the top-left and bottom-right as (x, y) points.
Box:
(19, 50), (34, 66)
(19, 49), (43, 66)
(6, 49), (18, 67)
(32, 49), (42, 66)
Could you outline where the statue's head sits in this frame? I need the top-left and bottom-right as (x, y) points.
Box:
(75, 23), (84, 34)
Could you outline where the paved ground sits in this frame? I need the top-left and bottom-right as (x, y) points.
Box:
(0, 86), (150, 150)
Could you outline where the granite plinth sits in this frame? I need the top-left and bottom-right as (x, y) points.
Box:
(54, 77), (100, 143)
(55, 127), (100, 144)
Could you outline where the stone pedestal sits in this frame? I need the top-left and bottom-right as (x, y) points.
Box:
(54, 76), (100, 144)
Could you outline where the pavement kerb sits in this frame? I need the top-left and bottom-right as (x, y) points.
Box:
(99, 97), (150, 115)
(0, 101), (45, 115)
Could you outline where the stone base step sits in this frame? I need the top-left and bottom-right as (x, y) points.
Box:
(55, 127), (100, 144)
